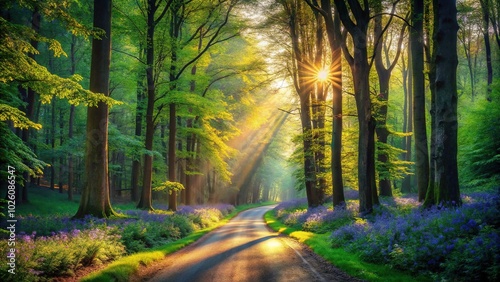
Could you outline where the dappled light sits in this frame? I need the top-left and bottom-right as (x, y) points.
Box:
(1, 0), (498, 281)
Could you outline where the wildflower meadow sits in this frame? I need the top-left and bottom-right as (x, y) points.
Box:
(273, 189), (500, 281)
(0, 198), (235, 282)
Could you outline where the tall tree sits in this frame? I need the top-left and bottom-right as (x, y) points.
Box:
(137, 0), (174, 210)
(19, 8), (40, 203)
(479, 0), (493, 97)
(164, 0), (243, 211)
(74, 0), (117, 218)
(334, 0), (377, 214)
(305, 0), (346, 206)
(458, 1), (482, 101)
(425, 0), (461, 206)
(280, 0), (321, 207)
(490, 0), (500, 48)
(373, 1), (406, 197)
(131, 44), (146, 202)
(401, 43), (413, 193)
(411, 0), (429, 202)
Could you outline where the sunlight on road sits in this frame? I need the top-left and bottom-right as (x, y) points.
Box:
(148, 206), (325, 282)
(262, 237), (285, 254)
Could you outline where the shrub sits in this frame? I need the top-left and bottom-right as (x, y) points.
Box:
(275, 199), (357, 233)
(0, 203), (235, 280)
(0, 228), (124, 281)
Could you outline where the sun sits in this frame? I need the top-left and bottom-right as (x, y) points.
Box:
(316, 68), (329, 82)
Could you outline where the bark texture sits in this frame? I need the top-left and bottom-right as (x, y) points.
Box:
(411, 0), (429, 202)
(74, 0), (116, 218)
(429, 0), (461, 206)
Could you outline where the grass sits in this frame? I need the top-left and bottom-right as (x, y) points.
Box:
(13, 187), (276, 281)
(264, 210), (432, 282)
(16, 187), (81, 216)
(81, 201), (276, 282)
(16, 186), (137, 216)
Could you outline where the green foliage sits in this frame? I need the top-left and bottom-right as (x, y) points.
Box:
(0, 15), (118, 107)
(459, 83), (500, 189)
(153, 181), (185, 195)
(376, 141), (413, 181)
(0, 123), (46, 180)
(121, 221), (177, 253)
(185, 208), (224, 228)
(0, 228), (125, 282)
(0, 104), (41, 129)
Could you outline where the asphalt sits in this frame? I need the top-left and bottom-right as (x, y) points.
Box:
(138, 205), (359, 282)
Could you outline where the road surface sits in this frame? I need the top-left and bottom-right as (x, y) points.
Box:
(133, 205), (359, 282)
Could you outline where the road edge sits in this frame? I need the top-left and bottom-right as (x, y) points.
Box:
(80, 203), (276, 282)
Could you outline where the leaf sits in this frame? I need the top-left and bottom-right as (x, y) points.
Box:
(0, 104), (42, 129)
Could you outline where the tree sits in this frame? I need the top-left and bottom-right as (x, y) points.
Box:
(74, 0), (117, 218)
(305, 0), (346, 207)
(18, 7), (40, 203)
(278, 0), (322, 208)
(1, 0), (113, 202)
(458, 1), (482, 101)
(490, 0), (500, 48)
(425, 0), (461, 206)
(137, 0), (174, 210)
(334, 0), (377, 214)
(411, 0), (429, 202)
(401, 43), (413, 193)
(164, 0), (245, 211)
(372, 1), (407, 197)
(479, 0), (493, 97)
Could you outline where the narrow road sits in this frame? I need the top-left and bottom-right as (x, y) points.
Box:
(133, 205), (359, 282)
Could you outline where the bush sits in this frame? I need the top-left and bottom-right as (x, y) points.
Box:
(0, 228), (124, 282)
(274, 199), (357, 233)
(0, 203), (235, 281)
(177, 205), (229, 229)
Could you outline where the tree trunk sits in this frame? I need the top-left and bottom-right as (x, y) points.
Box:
(137, 0), (156, 210)
(300, 93), (319, 207)
(285, 0), (320, 208)
(68, 35), (77, 201)
(424, 0), (437, 206)
(59, 107), (64, 194)
(184, 42), (200, 205)
(318, 2), (345, 206)
(68, 104), (74, 201)
(401, 47), (413, 193)
(168, 103), (178, 211)
(74, 0), (116, 218)
(131, 46), (145, 202)
(20, 8), (40, 203)
(252, 178), (261, 204)
(480, 0), (493, 98)
(311, 7), (327, 204)
(428, 0), (461, 206)
(411, 0), (429, 201)
(334, 0), (376, 214)
(50, 97), (56, 191)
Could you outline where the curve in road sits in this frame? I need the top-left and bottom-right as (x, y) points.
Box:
(134, 205), (358, 282)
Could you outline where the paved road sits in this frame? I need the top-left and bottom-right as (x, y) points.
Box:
(136, 205), (358, 282)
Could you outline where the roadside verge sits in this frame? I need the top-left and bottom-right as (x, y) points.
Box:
(81, 202), (275, 282)
(264, 210), (431, 282)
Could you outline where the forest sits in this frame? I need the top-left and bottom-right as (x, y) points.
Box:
(0, 0), (499, 281)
